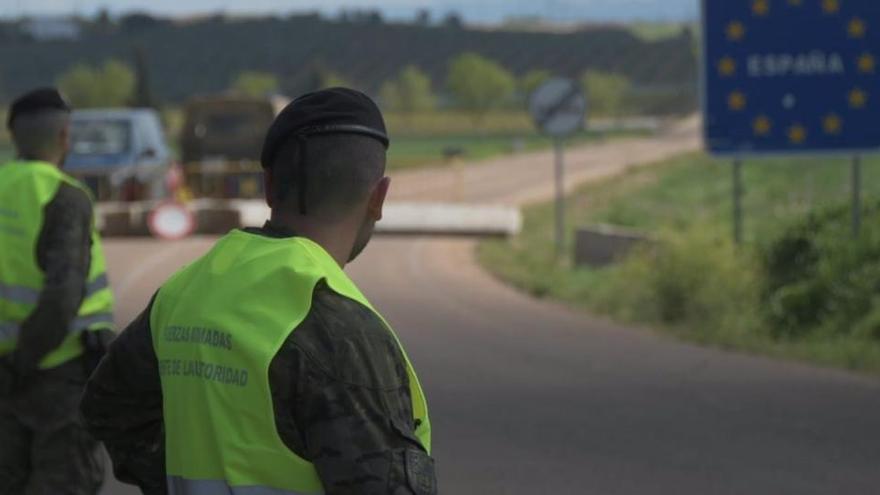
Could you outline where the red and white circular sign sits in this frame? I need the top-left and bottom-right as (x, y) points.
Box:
(148, 202), (195, 240)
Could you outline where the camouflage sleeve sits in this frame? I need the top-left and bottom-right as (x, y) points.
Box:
(80, 296), (167, 495)
(270, 284), (436, 495)
(13, 183), (92, 376)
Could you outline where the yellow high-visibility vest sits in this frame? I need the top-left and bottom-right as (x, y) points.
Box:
(0, 160), (114, 369)
(151, 230), (431, 494)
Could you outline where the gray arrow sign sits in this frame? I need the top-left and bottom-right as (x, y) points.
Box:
(529, 78), (587, 138)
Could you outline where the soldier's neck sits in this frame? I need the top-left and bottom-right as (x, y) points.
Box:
(17, 152), (62, 167)
(268, 214), (356, 268)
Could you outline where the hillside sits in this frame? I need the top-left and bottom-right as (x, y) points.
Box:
(0, 14), (697, 105)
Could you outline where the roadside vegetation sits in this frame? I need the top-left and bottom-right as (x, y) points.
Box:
(0, 111), (10, 162)
(42, 53), (648, 171)
(57, 60), (136, 108)
(628, 22), (697, 42)
(479, 152), (880, 373)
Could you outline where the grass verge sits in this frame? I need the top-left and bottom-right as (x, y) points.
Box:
(387, 130), (612, 170)
(479, 151), (880, 374)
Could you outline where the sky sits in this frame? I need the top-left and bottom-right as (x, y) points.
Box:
(2, 0), (699, 23)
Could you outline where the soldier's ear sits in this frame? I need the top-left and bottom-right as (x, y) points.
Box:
(368, 176), (390, 222)
(59, 120), (71, 157)
(264, 168), (276, 209)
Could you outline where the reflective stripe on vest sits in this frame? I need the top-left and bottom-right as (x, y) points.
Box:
(86, 273), (110, 296)
(0, 274), (110, 306)
(168, 476), (321, 495)
(152, 231), (430, 493)
(0, 281), (40, 305)
(0, 161), (115, 368)
(0, 313), (114, 340)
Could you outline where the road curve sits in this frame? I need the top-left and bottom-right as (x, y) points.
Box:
(100, 121), (880, 494)
(388, 116), (700, 205)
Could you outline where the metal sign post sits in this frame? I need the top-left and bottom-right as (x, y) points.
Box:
(554, 139), (565, 252)
(733, 159), (743, 245)
(529, 78), (587, 256)
(852, 155), (862, 238)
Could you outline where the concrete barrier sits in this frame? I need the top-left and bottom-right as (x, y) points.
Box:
(231, 199), (521, 236)
(187, 199), (242, 234)
(379, 202), (521, 236)
(574, 224), (653, 267)
(97, 200), (521, 238)
(97, 202), (153, 237)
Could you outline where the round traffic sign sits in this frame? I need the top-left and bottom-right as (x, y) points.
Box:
(529, 78), (587, 138)
(148, 202), (195, 240)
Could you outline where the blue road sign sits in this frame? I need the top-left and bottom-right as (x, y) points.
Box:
(702, 0), (880, 155)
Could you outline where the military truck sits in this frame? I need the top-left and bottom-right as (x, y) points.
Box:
(179, 94), (288, 199)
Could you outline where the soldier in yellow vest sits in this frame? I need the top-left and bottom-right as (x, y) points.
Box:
(82, 88), (435, 494)
(0, 88), (115, 493)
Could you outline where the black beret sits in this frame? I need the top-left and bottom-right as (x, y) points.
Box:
(260, 87), (389, 169)
(7, 87), (71, 129)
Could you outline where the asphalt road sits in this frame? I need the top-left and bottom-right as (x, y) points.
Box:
(100, 122), (880, 494)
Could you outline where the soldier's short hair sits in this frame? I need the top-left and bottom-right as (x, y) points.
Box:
(271, 133), (386, 221)
(10, 110), (70, 161)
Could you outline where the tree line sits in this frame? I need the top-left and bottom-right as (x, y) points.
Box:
(0, 13), (696, 111)
(59, 52), (644, 120)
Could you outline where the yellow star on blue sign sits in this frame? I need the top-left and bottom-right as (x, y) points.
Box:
(858, 53), (875, 73)
(849, 88), (869, 109)
(823, 0), (840, 14)
(823, 114), (843, 135)
(849, 18), (867, 38)
(728, 91), (747, 111)
(788, 124), (807, 144)
(726, 21), (746, 41)
(752, 0), (770, 17)
(753, 115), (772, 136)
(718, 57), (737, 76)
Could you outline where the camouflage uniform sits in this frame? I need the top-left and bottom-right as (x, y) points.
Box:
(0, 184), (105, 495)
(0, 359), (104, 495)
(81, 223), (437, 495)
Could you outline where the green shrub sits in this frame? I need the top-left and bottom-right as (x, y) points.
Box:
(231, 71), (279, 97)
(760, 200), (880, 340)
(57, 60), (135, 108)
(380, 66), (435, 114)
(581, 71), (631, 118)
(592, 229), (759, 336)
(520, 69), (552, 97)
(446, 53), (516, 122)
